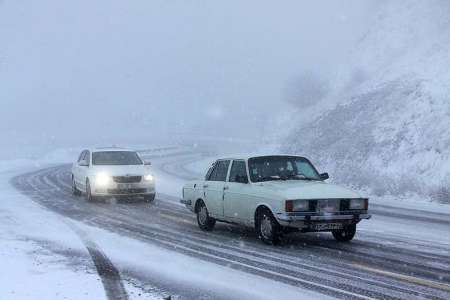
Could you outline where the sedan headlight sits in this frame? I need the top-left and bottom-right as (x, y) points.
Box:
(285, 200), (309, 212)
(349, 199), (368, 210)
(144, 174), (154, 181)
(95, 173), (111, 187)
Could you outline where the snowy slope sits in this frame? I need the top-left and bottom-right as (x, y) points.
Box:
(283, 1), (450, 202)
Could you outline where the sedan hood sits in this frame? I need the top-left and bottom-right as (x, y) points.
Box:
(91, 165), (151, 176)
(258, 180), (361, 199)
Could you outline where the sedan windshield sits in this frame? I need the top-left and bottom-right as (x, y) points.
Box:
(248, 156), (321, 182)
(92, 151), (143, 166)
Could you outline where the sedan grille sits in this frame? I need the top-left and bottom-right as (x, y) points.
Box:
(316, 199), (340, 213)
(107, 188), (147, 195)
(113, 176), (142, 183)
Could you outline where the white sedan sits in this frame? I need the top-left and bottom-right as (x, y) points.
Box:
(181, 155), (371, 244)
(71, 147), (156, 202)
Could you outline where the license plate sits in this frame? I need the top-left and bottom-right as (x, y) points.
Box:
(118, 183), (134, 190)
(311, 223), (343, 231)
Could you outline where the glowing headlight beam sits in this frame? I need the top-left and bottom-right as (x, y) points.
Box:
(144, 174), (154, 181)
(96, 173), (111, 186)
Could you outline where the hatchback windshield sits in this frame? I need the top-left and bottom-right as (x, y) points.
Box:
(92, 151), (143, 166)
(248, 156), (321, 182)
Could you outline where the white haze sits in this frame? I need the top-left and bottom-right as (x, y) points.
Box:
(0, 0), (376, 159)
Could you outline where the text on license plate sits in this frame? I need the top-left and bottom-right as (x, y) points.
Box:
(311, 223), (343, 231)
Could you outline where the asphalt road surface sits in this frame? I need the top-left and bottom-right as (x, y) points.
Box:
(11, 150), (450, 300)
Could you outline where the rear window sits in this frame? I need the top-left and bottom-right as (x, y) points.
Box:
(92, 151), (143, 166)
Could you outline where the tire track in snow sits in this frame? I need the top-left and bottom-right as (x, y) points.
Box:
(12, 167), (129, 300)
(10, 153), (450, 300)
(68, 223), (129, 300)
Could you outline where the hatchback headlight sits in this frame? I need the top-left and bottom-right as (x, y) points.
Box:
(95, 173), (111, 187)
(349, 199), (368, 210)
(285, 200), (309, 212)
(144, 174), (154, 181)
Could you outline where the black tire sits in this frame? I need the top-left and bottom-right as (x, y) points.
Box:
(85, 179), (95, 202)
(332, 224), (356, 242)
(72, 176), (81, 196)
(196, 200), (216, 231)
(256, 208), (281, 245)
(144, 194), (155, 202)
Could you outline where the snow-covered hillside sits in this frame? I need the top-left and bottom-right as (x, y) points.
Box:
(283, 1), (450, 202)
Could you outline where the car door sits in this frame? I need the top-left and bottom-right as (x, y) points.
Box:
(203, 160), (230, 219)
(224, 160), (252, 223)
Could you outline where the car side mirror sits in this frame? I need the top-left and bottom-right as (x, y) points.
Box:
(235, 175), (249, 184)
(79, 161), (89, 167)
(320, 172), (329, 180)
(144, 161), (152, 166)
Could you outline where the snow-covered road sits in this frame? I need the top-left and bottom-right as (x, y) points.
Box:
(4, 148), (450, 299)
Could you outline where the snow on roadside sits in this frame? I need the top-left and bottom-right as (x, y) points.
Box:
(0, 147), (174, 300)
(0, 148), (331, 300)
(150, 165), (186, 201)
(0, 162), (106, 300)
(75, 220), (332, 300)
(2, 145), (448, 300)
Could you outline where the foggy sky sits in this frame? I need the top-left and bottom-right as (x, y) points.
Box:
(0, 0), (377, 157)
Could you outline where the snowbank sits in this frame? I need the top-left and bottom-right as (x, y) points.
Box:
(0, 163), (106, 300)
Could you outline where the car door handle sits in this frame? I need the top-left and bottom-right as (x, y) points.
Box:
(223, 186), (229, 190)
(203, 184), (209, 188)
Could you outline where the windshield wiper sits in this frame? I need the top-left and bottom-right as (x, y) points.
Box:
(284, 174), (318, 181)
(256, 176), (283, 182)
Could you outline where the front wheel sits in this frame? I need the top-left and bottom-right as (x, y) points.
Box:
(256, 209), (281, 245)
(332, 224), (356, 242)
(85, 179), (95, 202)
(72, 176), (81, 196)
(196, 200), (216, 231)
(144, 194), (155, 202)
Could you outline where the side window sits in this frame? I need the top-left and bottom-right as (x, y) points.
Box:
(229, 160), (248, 183)
(85, 151), (91, 165)
(216, 160), (230, 181)
(77, 151), (85, 163)
(205, 163), (216, 181)
(209, 160), (230, 182)
(78, 151), (87, 164)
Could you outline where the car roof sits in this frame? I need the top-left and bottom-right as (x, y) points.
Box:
(89, 147), (136, 153)
(216, 154), (306, 161)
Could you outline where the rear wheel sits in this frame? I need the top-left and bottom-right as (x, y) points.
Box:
(256, 208), (281, 245)
(332, 224), (356, 242)
(72, 176), (81, 196)
(196, 200), (216, 231)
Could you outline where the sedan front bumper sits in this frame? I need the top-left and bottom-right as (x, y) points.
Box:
(93, 183), (155, 197)
(276, 211), (371, 230)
